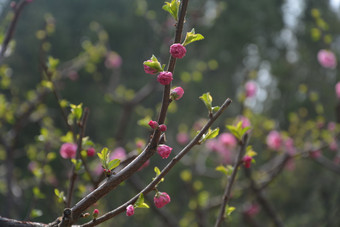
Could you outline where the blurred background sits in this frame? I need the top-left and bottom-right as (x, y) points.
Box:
(1, 0), (340, 226)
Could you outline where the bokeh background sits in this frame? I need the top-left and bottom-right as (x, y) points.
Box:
(1, 0), (340, 226)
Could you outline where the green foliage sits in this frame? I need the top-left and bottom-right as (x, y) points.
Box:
(226, 121), (250, 141)
(54, 189), (65, 203)
(216, 165), (234, 176)
(97, 147), (121, 171)
(162, 0), (180, 21)
(198, 127), (219, 144)
(143, 55), (164, 72)
(182, 28), (205, 46)
(135, 193), (150, 208)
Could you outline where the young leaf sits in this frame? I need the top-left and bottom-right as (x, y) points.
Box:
(108, 159), (120, 170)
(135, 193), (145, 207)
(199, 92), (213, 112)
(182, 28), (205, 46)
(199, 127), (219, 144)
(225, 205), (236, 217)
(154, 166), (161, 176)
(139, 203), (150, 208)
(162, 0), (180, 21)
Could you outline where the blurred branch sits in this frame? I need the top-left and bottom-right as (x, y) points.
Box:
(0, 0), (29, 63)
(79, 97), (232, 227)
(214, 133), (248, 227)
(244, 168), (284, 227)
(0, 216), (46, 227)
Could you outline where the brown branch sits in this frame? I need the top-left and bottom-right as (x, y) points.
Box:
(0, 216), (46, 227)
(79, 98), (232, 227)
(214, 133), (248, 227)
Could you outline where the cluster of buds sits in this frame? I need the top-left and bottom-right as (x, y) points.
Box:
(103, 169), (111, 177)
(148, 120), (167, 132)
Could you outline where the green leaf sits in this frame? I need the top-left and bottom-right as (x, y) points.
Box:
(199, 92), (213, 112)
(98, 147), (110, 167)
(143, 55), (163, 72)
(162, 0), (180, 21)
(135, 193), (145, 207)
(199, 127), (219, 144)
(154, 166), (161, 176)
(108, 159), (120, 170)
(54, 189), (60, 197)
(30, 209), (43, 218)
(212, 106), (220, 113)
(216, 165), (234, 176)
(47, 56), (59, 70)
(70, 103), (83, 120)
(139, 203), (150, 208)
(33, 187), (45, 199)
(225, 205), (236, 217)
(182, 28), (205, 46)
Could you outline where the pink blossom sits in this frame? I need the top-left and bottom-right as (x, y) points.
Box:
(110, 147), (127, 161)
(126, 205), (135, 216)
(171, 87), (184, 100)
(284, 138), (296, 155)
(309, 150), (321, 159)
(266, 131), (282, 150)
(245, 81), (257, 98)
(243, 204), (260, 217)
(87, 147), (96, 157)
(242, 155), (252, 168)
(136, 140), (145, 149)
(170, 43), (186, 59)
(159, 124), (167, 132)
(205, 139), (220, 151)
(105, 52), (122, 69)
(157, 71), (173, 85)
(236, 116), (251, 128)
(176, 132), (189, 145)
(335, 82), (340, 99)
(157, 145), (173, 159)
(317, 49), (337, 69)
(148, 120), (158, 129)
(93, 209), (99, 219)
(219, 133), (237, 148)
(329, 140), (338, 151)
(143, 60), (158, 75)
(59, 143), (77, 159)
(328, 122), (336, 131)
(154, 192), (171, 208)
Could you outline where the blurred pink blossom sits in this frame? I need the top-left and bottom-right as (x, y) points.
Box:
(237, 116), (251, 128)
(284, 138), (296, 155)
(176, 132), (189, 145)
(110, 147), (127, 161)
(59, 143), (77, 159)
(105, 51), (122, 69)
(266, 131), (282, 150)
(243, 204), (260, 217)
(245, 81), (257, 98)
(329, 140), (338, 151)
(335, 82), (340, 99)
(317, 49), (337, 69)
(218, 133), (237, 148)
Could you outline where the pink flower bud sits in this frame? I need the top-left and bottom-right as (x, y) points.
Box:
(266, 130), (281, 150)
(170, 43), (187, 59)
(59, 143), (77, 159)
(157, 145), (173, 159)
(126, 204), (135, 216)
(154, 192), (171, 208)
(243, 204), (260, 217)
(157, 71), (173, 85)
(159, 124), (167, 132)
(143, 60), (158, 75)
(242, 155), (252, 168)
(245, 81), (257, 98)
(336, 82), (340, 99)
(317, 49), (337, 69)
(219, 133), (237, 148)
(93, 209), (99, 219)
(148, 120), (159, 129)
(171, 87), (184, 100)
(87, 147), (96, 157)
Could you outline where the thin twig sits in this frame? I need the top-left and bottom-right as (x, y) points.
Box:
(214, 133), (248, 227)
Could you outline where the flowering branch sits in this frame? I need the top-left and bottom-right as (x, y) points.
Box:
(79, 98), (232, 227)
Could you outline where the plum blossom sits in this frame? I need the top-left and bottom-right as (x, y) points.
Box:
(110, 147), (127, 161)
(245, 81), (257, 98)
(335, 82), (340, 99)
(148, 120), (158, 129)
(157, 145), (173, 159)
(126, 205), (135, 216)
(219, 133), (237, 148)
(154, 192), (171, 208)
(87, 147), (96, 157)
(171, 87), (184, 100)
(242, 155), (252, 168)
(159, 124), (167, 132)
(157, 71), (173, 85)
(143, 60), (158, 75)
(317, 49), (337, 69)
(266, 130), (282, 150)
(170, 43), (186, 59)
(176, 132), (189, 145)
(59, 143), (77, 159)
